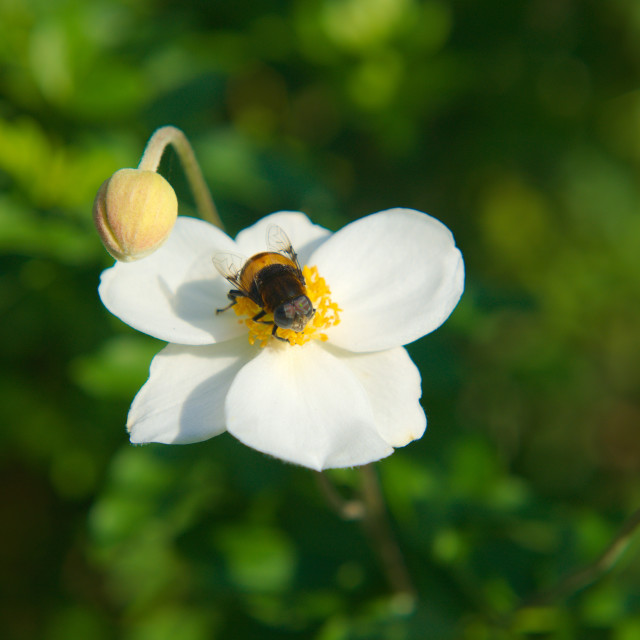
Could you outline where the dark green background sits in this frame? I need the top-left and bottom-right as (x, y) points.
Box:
(1, 0), (639, 638)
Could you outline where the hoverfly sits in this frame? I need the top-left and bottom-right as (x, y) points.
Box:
(214, 225), (315, 340)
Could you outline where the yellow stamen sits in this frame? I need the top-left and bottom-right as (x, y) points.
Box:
(230, 265), (341, 347)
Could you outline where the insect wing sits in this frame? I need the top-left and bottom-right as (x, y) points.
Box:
(266, 224), (301, 269)
(212, 251), (247, 289)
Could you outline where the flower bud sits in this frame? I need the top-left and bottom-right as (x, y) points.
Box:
(93, 168), (178, 262)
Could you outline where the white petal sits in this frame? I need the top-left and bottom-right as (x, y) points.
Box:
(310, 208), (464, 352)
(327, 345), (426, 447)
(99, 217), (243, 345)
(235, 211), (331, 265)
(225, 341), (393, 470)
(128, 338), (254, 444)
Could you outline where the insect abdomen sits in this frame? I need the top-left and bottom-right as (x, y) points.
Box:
(240, 253), (293, 288)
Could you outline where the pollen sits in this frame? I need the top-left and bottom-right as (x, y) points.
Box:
(231, 265), (341, 347)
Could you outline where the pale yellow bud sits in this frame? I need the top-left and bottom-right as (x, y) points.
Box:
(93, 168), (178, 262)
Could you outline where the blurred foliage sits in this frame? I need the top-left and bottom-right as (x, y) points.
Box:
(1, 0), (640, 638)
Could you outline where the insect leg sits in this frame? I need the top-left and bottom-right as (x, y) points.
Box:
(251, 309), (275, 325)
(216, 290), (244, 314)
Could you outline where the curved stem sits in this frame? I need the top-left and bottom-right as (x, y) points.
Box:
(360, 464), (417, 611)
(316, 472), (366, 521)
(516, 506), (640, 610)
(318, 466), (417, 611)
(138, 126), (222, 228)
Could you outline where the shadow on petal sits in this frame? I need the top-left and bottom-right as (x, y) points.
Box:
(157, 276), (246, 343)
(169, 339), (255, 444)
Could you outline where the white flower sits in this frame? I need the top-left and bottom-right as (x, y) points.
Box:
(98, 209), (464, 470)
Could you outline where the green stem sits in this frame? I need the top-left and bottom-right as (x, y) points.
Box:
(316, 472), (365, 521)
(318, 466), (417, 611)
(516, 507), (640, 610)
(360, 464), (417, 612)
(138, 126), (222, 228)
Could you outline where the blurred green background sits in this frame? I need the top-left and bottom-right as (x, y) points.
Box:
(2, 0), (640, 638)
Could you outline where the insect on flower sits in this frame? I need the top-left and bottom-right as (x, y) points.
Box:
(214, 225), (315, 341)
(98, 208), (465, 469)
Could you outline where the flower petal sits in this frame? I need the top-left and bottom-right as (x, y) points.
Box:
(311, 208), (464, 352)
(99, 217), (243, 345)
(327, 344), (426, 447)
(234, 211), (331, 265)
(225, 341), (393, 470)
(128, 338), (254, 444)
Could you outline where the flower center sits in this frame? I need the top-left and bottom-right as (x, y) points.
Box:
(231, 265), (341, 347)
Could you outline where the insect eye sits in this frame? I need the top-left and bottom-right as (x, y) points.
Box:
(274, 303), (295, 328)
(294, 296), (314, 317)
